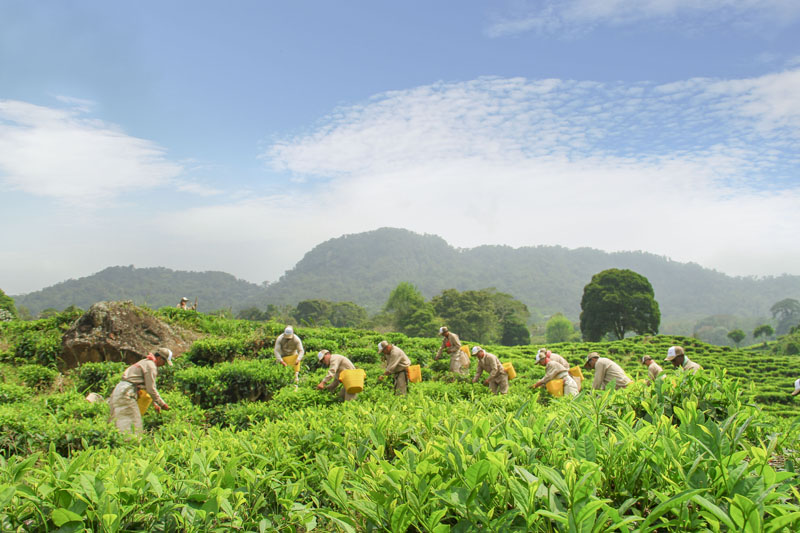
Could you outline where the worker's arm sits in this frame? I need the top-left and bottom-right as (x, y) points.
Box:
(592, 362), (606, 390)
(295, 338), (305, 360)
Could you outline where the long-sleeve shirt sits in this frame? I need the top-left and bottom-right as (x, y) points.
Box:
(647, 362), (663, 381)
(681, 358), (702, 374)
(473, 352), (506, 381)
(321, 354), (355, 389)
(592, 358), (632, 389)
(122, 358), (166, 407)
(549, 352), (570, 369)
(274, 334), (305, 361)
(383, 346), (410, 375)
(537, 359), (570, 385)
(436, 333), (462, 357)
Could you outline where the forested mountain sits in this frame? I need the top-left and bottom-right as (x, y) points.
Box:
(12, 266), (269, 315)
(11, 228), (800, 331)
(263, 228), (800, 324)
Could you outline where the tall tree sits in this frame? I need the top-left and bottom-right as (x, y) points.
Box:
(771, 298), (800, 335)
(431, 288), (530, 345)
(753, 324), (774, 347)
(0, 289), (18, 321)
(546, 313), (574, 343)
(580, 269), (660, 342)
(727, 328), (746, 348)
(384, 282), (438, 337)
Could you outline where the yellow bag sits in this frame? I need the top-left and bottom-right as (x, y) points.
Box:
(407, 364), (422, 383)
(137, 389), (153, 415)
(282, 354), (301, 372)
(568, 366), (584, 391)
(546, 379), (564, 397)
(339, 369), (366, 394)
(460, 345), (470, 368)
(502, 362), (517, 380)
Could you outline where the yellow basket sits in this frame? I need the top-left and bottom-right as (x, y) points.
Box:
(502, 362), (517, 379)
(137, 389), (153, 415)
(568, 366), (584, 381)
(339, 368), (366, 394)
(407, 364), (422, 383)
(282, 354), (301, 372)
(546, 379), (564, 397)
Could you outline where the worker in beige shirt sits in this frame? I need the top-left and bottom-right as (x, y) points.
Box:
(537, 348), (570, 369)
(378, 340), (411, 395)
(641, 355), (663, 383)
(471, 346), (509, 395)
(316, 350), (358, 401)
(109, 347), (172, 433)
(664, 346), (702, 374)
(584, 352), (632, 390)
(435, 326), (467, 374)
(533, 350), (579, 397)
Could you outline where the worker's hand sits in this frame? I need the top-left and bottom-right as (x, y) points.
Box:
(280, 360), (288, 366)
(483, 379), (490, 386)
(153, 404), (161, 413)
(378, 374), (386, 382)
(161, 403), (170, 411)
(316, 383), (325, 390)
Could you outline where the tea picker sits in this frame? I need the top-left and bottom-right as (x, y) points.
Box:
(435, 326), (469, 374)
(274, 325), (305, 383)
(584, 352), (632, 390)
(108, 347), (173, 434)
(316, 350), (362, 401)
(533, 349), (578, 397)
(377, 340), (411, 395)
(470, 345), (509, 395)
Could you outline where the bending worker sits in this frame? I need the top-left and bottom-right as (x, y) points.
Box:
(435, 326), (467, 374)
(316, 350), (358, 401)
(378, 340), (410, 395)
(584, 352), (632, 390)
(533, 349), (579, 397)
(664, 346), (702, 374)
(537, 348), (570, 369)
(471, 345), (509, 395)
(108, 347), (172, 434)
(641, 355), (663, 383)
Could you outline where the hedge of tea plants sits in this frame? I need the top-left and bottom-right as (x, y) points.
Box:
(0, 307), (799, 531)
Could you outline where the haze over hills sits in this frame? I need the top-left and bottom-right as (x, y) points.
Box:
(11, 228), (800, 330)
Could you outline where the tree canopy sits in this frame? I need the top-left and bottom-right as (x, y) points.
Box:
(384, 282), (439, 337)
(771, 298), (800, 335)
(546, 313), (574, 343)
(0, 288), (18, 321)
(579, 269), (660, 342)
(431, 288), (530, 345)
(726, 328), (746, 347)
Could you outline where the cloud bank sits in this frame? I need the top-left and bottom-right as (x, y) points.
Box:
(486, 0), (800, 36)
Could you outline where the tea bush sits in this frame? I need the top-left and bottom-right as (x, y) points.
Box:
(73, 361), (126, 395)
(0, 383), (30, 404)
(17, 364), (59, 390)
(176, 359), (293, 408)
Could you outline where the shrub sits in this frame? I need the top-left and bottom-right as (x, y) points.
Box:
(18, 364), (59, 390)
(74, 361), (126, 395)
(14, 329), (62, 367)
(0, 383), (30, 403)
(185, 336), (246, 366)
(176, 359), (293, 408)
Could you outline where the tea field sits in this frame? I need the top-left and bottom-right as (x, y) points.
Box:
(1, 307), (799, 532)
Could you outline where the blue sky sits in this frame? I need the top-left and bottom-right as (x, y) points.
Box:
(1, 1), (799, 295)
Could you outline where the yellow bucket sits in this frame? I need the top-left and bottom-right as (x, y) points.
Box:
(546, 379), (564, 397)
(282, 354), (301, 372)
(339, 368), (366, 394)
(407, 364), (422, 383)
(502, 362), (517, 379)
(568, 366), (584, 381)
(137, 389), (153, 415)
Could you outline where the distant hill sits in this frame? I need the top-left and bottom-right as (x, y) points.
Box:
(263, 227), (800, 324)
(12, 266), (269, 315)
(11, 228), (800, 331)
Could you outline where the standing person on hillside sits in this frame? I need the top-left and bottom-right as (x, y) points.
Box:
(533, 349), (579, 397)
(641, 355), (663, 383)
(378, 340), (411, 395)
(664, 346), (702, 374)
(584, 352), (632, 390)
(108, 348), (172, 434)
(316, 350), (358, 401)
(791, 379), (800, 397)
(274, 326), (305, 382)
(471, 346), (509, 395)
(176, 297), (197, 310)
(435, 326), (467, 374)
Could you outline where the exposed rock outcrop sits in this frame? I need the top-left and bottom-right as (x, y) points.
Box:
(61, 301), (199, 369)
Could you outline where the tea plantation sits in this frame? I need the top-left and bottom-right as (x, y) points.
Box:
(1, 307), (799, 531)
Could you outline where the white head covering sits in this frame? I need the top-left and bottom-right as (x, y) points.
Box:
(317, 350), (329, 361)
(377, 340), (389, 352)
(794, 378), (800, 391)
(471, 345), (482, 355)
(284, 326), (294, 337)
(439, 327), (448, 335)
(665, 346), (684, 361)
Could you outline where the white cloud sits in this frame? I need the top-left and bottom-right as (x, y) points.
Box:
(0, 99), (182, 205)
(251, 70), (800, 278)
(486, 0), (800, 36)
